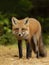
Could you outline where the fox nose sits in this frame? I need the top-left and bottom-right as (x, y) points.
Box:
(19, 34), (21, 36)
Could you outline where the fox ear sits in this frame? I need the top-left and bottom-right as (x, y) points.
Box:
(24, 17), (29, 24)
(11, 17), (18, 25)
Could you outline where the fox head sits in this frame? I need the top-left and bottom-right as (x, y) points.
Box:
(12, 17), (29, 39)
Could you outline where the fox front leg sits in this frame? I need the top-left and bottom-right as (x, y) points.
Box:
(25, 40), (32, 59)
(18, 40), (23, 58)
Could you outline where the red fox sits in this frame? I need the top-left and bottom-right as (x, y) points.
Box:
(12, 17), (47, 59)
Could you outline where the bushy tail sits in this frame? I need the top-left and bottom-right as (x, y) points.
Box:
(39, 35), (47, 57)
(31, 35), (47, 57)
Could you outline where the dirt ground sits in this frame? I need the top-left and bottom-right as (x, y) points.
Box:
(0, 45), (49, 65)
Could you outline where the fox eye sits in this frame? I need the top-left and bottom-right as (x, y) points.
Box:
(22, 28), (27, 31)
(22, 28), (25, 30)
(15, 28), (19, 30)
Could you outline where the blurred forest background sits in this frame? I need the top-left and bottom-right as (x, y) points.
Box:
(0, 0), (49, 46)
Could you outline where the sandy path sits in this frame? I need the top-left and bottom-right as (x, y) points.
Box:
(0, 45), (49, 65)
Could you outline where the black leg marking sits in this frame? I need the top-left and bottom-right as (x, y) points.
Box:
(26, 40), (32, 59)
(18, 40), (22, 58)
(31, 38), (36, 53)
(36, 51), (40, 58)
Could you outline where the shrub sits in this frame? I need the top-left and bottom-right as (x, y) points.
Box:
(0, 32), (17, 45)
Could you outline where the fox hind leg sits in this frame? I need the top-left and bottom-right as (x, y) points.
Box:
(33, 35), (40, 58)
(31, 36), (40, 58)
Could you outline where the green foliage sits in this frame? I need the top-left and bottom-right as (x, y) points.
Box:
(15, 0), (32, 17)
(0, 0), (32, 18)
(37, 17), (49, 33)
(0, 32), (17, 45)
(0, 15), (17, 45)
(0, 15), (11, 34)
(43, 33), (49, 46)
